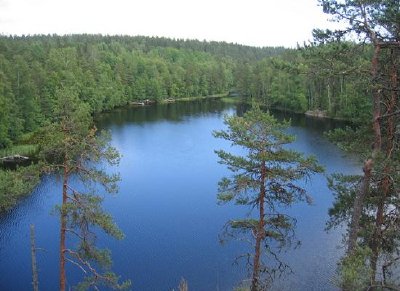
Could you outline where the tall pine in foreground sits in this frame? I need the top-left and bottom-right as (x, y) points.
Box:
(39, 87), (130, 290)
(213, 105), (323, 290)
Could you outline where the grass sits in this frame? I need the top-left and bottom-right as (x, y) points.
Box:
(0, 144), (38, 158)
(159, 93), (229, 103)
(220, 96), (244, 104)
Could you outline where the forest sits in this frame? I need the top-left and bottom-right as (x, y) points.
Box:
(0, 34), (373, 151)
(0, 32), (367, 213)
(0, 0), (399, 290)
(0, 33), (373, 212)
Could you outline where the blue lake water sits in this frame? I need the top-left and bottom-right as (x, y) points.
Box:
(0, 100), (360, 290)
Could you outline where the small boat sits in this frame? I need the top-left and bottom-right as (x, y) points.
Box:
(1, 154), (30, 163)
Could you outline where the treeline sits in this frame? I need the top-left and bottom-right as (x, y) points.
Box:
(236, 42), (372, 120)
(0, 34), (376, 212)
(0, 34), (374, 150)
(0, 34), (287, 211)
(0, 35), (242, 148)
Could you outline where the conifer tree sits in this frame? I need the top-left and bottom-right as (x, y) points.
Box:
(214, 105), (323, 290)
(318, 0), (400, 288)
(39, 87), (130, 291)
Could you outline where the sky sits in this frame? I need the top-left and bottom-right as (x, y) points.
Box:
(0, 0), (338, 48)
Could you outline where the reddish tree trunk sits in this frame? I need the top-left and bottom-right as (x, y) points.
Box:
(371, 47), (398, 283)
(386, 47), (398, 159)
(347, 43), (382, 255)
(251, 161), (267, 291)
(372, 44), (382, 152)
(347, 159), (372, 254)
(60, 164), (68, 291)
(251, 233), (262, 291)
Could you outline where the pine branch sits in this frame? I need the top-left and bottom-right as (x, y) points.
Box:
(65, 257), (88, 274)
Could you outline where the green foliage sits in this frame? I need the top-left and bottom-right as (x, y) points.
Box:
(325, 126), (372, 155)
(326, 173), (361, 230)
(0, 144), (38, 158)
(338, 246), (373, 291)
(37, 85), (129, 290)
(0, 34), (247, 149)
(232, 42), (373, 119)
(75, 272), (131, 291)
(319, 2), (400, 288)
(214, 105), (323, 286)
(300, 42), (372, 119)
(0, 34), (374, 152)
(214, 106), (322, 207)
(0, 164), (41, 211)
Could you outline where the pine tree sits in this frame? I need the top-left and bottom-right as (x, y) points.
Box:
(319, 0), (400, 288)
(213, 104), (323, 290)
(39, 87), (130, 290)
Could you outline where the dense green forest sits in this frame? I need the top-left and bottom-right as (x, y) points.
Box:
(0, 34), (372, 150)
(0, 35), (286, 210)
(0, 34), (376, 212)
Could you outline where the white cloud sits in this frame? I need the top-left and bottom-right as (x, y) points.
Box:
(0, 0), (337, 47)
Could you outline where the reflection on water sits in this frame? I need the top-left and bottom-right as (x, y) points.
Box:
(96, 99), (231, 126)
(0, 99), (360, 290)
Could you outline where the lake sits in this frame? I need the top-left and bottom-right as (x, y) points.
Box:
(0, 99), (360, 290)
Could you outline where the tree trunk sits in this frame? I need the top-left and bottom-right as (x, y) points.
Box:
(347, 43), (382, 255)
(60, 164), (68, 291)
(251, 161), (267, 291)
(371, 44), (382, 152)
(347, 158), (373, 254)
(252, 234), (262, 291)
(372, 164), (396, 284)
(30, 224), (39, 291)
(371, 46), (398, 284)
(387, 47), (398, 160)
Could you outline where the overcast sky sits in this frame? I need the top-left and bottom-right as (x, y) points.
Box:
(0, 0), (337, 47)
